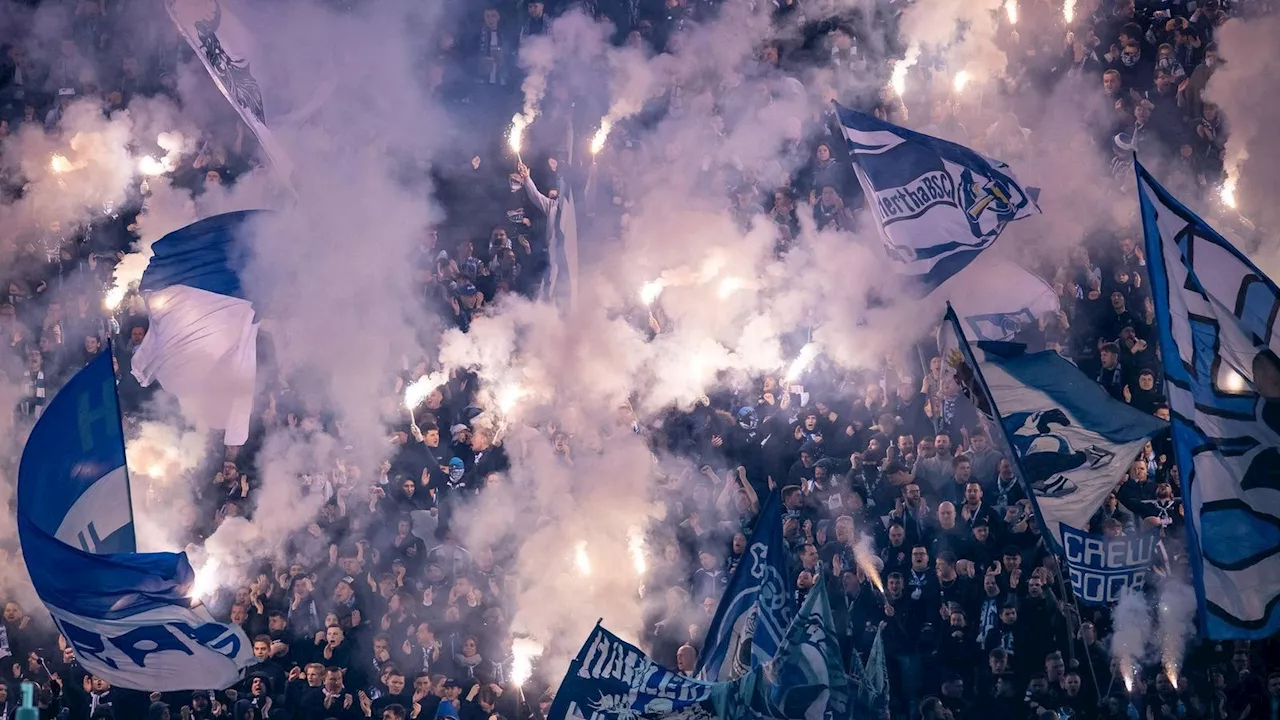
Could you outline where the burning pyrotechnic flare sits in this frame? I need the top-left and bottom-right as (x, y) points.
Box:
(1063, 0), (1075, 22)
(1220, 177), (1238, 209)
(627, 526), (647, 576)
(404, 371), (448, 427)
(783, 343), (819, 384)
(190, 556), (220, 601)
(591, 119), (613, 156)
(953, 70), (972, 94)
(104, 284), (128, 311)
(574, 540), (592, 576)
(718, 276), (744, 299)
(1005, 0), (1018, 23)
(511, 637), (543, 687)
(1122, 671), (1134, 693)
(640, 279), (665, 306)
(508, 114), (529, 163)
(853, 535), (884, 593)
(138, 155), (167, 177)
(49, 153), (73, 174)
(496, 383), (527, 415)
(891, 45), (921, 97)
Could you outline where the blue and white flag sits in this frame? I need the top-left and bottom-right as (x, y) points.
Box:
(940, 255), (1060, 346)
(548, 624), (719, 720)
(549, 574), (847, 720)
(1137, 161), (1280, 638)
(835, 103), (1040, 295)
(130, 211), (264, 446)
(941, 306), (1166, 550)
(720, 572), (849, 720)
(697, 493), (792, 682)
(1060, 524), (1157, 605)
(17, 351), (256, 691)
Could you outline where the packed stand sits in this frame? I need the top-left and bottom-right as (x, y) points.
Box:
(0, 0), (1276, 718)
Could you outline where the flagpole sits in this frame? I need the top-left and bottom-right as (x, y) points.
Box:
(105, 339), (139, 530)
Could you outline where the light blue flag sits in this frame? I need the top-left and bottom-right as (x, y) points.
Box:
(1136, 160), (1280, 638)
(697, 493), (793, 682)
(939, 306), (1166, 551)
(940, 256), (1060, 346)
(130, 211), (266, 446)
(548, 574), (847, 720)
(835, 103), (1040, 295)
(17, 351), (256, 691)
(849, 628), (889, 718)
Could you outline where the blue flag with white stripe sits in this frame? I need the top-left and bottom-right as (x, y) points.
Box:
(696, 493), (792, 682)
(17, 351), (256, 690)
(131, 211), (265, 446)
(939, 308), (1165, 551)
(1137, 160), (1280, 638)
(835, 103), (1040, 295)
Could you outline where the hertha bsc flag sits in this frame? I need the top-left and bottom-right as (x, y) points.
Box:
(835, 103), (1039, 295)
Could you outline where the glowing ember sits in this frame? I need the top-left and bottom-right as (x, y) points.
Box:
(1063, 0), (1075, 22)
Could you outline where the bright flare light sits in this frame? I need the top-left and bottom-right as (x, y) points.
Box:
(591, 119), (613, 155)
(628, 527), (647, 576)
(190, 557), (220, 600)
(574, 540), (592, 576)
(853, 536), (884, 593)
(49, 154), (73, 174)
(508, 114), (529, 156)
(891, 45), (921, 97)
(718, 276), (744, 299)
(953, 70), (971, 94)
(1220, 178), (1238, 209)
(1165, 664), (1180, 690)
(511, 637), (544, 687)
(1005, 0), (1018, 23)
(1122, 670), (1134, 693)
(783, 343), (819, 384)
(103, 284), (128, 311)
(640, 279), (665, 306)
(496, 383), (527, 415)
(404, 372), (448, 409)
(1063, 0), (1075, 22)
(138, 155), (166, 176)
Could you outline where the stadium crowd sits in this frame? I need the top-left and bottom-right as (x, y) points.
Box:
(0, 0), (1276, 718)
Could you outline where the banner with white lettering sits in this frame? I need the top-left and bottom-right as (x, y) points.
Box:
(549, 574), (849, 720)
(1061, 524), (1157, 605)
(17, 351), (256, 691)
(548, 624), (719, 720)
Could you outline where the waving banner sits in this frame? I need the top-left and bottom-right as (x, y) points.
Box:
(1138, 160), (1280, 638)
(17, 351), (256, 690)
(835, 103), (1040, 295)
